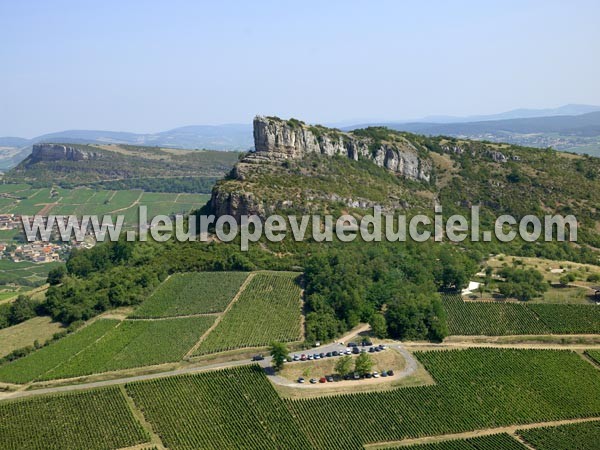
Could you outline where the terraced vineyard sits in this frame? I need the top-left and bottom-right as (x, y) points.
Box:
(193, 272), (303, 355)
(384, 433), (527, 450)
(130, 271), (249, 318)
(285, 348), (600, 449)
(442, 294), (549, 335)
(0, 319), (118, 384)
(0, 387), (149, 450)
(518, 420), (600, 450)
(442, 293), (600, 335)
(39, 317), (214, 380)
(125, 365), (312, 450)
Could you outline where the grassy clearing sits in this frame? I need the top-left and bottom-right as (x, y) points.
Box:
(193, 272), (303, 355)
(0, 387), (149, 450)
(0, 316), (65, 358)
(130, 272), (248, 318)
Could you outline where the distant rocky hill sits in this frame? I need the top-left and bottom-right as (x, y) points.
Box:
(5, 143), (241, 190)
(345, 111), (600, 156)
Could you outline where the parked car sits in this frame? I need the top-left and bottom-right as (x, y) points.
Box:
(297, 377), (305, 383)
(319, 352), (325, 358)
(345, 349), (352, 355)
(293, 354), (300, 361)
(314, 354), (321, 360)
(381, 371), (388, 377)
(326, 375), (334, 382)
(300, 354), (307, 361)
(353, 372), (360, 380)
(348, 342), (358, 348)
(319, 377), (327, 383)
(310, 378), (317, 384)
(360, 348), (367, 353)
(308, 355), (314, 360)
(374, 346), (381, 352)
(369, 347), (375, 353)
(251, 355), (264, 361)
(387, 370), (394, 376)
(365, 372), (372, 379)
(352, 347), (360, 354)
(363, 340), (373, 346)
(379, 344), (387, 350)
(332, 351), (339, 356)
(373, 371), (379, 378)
(325, 352), (332, 357)
(314, 341), (321, 347)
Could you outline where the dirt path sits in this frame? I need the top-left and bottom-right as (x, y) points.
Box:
(365, 417), (600, 449)
(183, 272), (256, 359)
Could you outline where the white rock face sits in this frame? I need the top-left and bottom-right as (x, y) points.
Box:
(30, 143), (103, 162)
(252, 116), (431, 182)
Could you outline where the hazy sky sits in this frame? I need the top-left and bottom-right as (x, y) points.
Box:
(1, 0), (599, 137)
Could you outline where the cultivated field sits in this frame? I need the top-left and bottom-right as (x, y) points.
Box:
(383, 433), (528, 450)
(0, 387), (149, 450)
(192, 272), (303, 355)
(285, 348), (600, 449)
(0, 185), (209, 227)
(130, 271), (249, 318)
(517, 420), (600, 450)
(39, 317), (215, 380)
(0, 319), (118, 384)
(125, 366), (312, 450)
(442, 293), (600, 335)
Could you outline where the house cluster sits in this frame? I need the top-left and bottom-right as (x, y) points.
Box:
(3, 242), (64, 263)
(0, 214), (22, 230)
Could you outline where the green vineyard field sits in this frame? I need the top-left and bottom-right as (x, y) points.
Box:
(586, 350), (600, 365)
(285, 348), (600, 449)
(0, 320), (118, 384)
(442, 293), (600, 335)
(384, 433), (527, 450)
(193, 272), (303, 355)
(39, 317), (214, 380)
(0, 387), (149, 450)
(442, 294), (549, 335)
(518, 420), (600, 450)
(527, 304), (600, 334)
(125, 365), (312, 450)
(130, 271), (248, 318)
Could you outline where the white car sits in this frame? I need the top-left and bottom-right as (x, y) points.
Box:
(345, 349), (352, 355)
(373, 371), (380, 378)
(293, 354), (300, 361)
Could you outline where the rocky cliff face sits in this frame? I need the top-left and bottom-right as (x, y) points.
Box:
(252, 116), (431, 181)
(209, 117), (434, 219)
(29, 144), (103, 163)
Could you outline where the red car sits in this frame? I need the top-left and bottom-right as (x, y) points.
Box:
(319, 377), (327, 383)
(300, 354), (307, 361)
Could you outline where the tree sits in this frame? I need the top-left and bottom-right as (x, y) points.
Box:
(47, 265), (66, 285)
(354, 352), (373, 376)
(269, 341), (289, 371)
(8, 295), (38, 325)
(334, 355), (353, 377)
(369, 313), (387, 338)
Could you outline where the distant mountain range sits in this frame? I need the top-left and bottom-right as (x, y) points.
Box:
(2, 104), (600, 170)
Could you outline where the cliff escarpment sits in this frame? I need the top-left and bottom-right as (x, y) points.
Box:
(210, 116), (436, 219)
